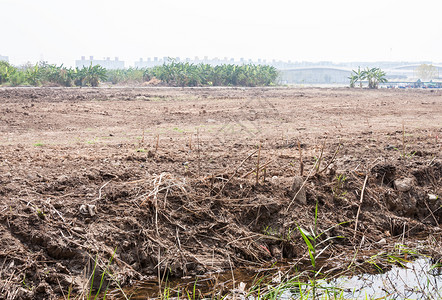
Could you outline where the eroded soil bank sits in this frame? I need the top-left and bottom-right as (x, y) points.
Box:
(0, 87), (441, 299)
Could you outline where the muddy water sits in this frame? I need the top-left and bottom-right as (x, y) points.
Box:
(111, 266), (270, 299)
(106, 258), (441, 299)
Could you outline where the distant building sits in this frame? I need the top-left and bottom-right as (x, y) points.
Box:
(135, 57), (163, 68)
(279, 67), (351, 84)
(389, 64), (441, 80)
(134, 56), (244, 68)
(0, 55), (9, 62)
(75, 56), (124, 69)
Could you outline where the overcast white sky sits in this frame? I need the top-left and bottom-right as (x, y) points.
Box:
(2, 0), (442, 66)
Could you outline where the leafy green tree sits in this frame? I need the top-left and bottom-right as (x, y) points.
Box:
(9, 70), (27, 86)
(75, 64), (107, 87)
(140, 61), (277, 87)
(0, 61), (15, 84)
(349, 66), (365, 88)
(25, 63), (42, 86)
(349, 66), (387, 89)
(348, 74), (358, 88)
(415, 64), (438, 81)
(364, 67), (387, 89)
(39, 62), (76, 86)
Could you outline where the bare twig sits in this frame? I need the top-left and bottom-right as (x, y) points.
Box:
(318, 144), (342, 174)
(315, 138), (327, 173)
(228, 254), (235, 291)
(216, 149), (259, 196)
(256, 142), (261, 186)
(197, 129), (201, 177)
(92, 180), (112, 202)
(298, 141), (304, 176)
(402, 122), (406, 157)
(241, 160), (273, 178)
(157, 247), (161, 294)
(424, 200), (440, 226)
(354, 174), (369, 239)
(286, 159), (319, 212)
(189, 133), (192, 151)
(155, 134), (160, 153)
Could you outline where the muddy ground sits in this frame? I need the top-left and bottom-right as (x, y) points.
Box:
(0, 87), (441, 299)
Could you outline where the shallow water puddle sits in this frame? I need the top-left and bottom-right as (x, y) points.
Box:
(327, 258), (442, 299)
(107, 258), (441, 299)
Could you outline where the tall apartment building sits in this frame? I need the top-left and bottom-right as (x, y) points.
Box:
(75, 56), (124, 69)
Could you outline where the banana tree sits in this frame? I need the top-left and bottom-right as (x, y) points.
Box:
(82, 64), (107, 87)
(350, 66), (365, 88)
(0, 61), (15, 84)
(140, 62), (278, 87)
(365, 67), (387, 89)
(373, 68), (387, 88)
(348, 74), (358, 88)
(25, 63), (42, 86)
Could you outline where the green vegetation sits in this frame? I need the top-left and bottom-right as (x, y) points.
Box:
(0, 61), (16, 84)
(75, 64), (108, 87)
(416, 63), (438, 80)
(68, 248), (129, 300)
(0, 61), (108, 87)
(0, 59), (278, 87)
(107, 67), (144, 84)
(349, 66), (388, 89)
(349, 66), (364, 88)
(143, 60), (279, 87)
(332, 174), (347, 199)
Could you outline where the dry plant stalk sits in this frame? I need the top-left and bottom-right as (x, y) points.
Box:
(139, 173), (187, 236)
(157, 247), (161, 293)
(402, 123), (406, 156)
(209, 174), (215, 196)
(189, 133), (192, 150)
(197, 129), (201, 177)
(354, 174), (369, 239)
(141, 127), (145, 147)
(298, 141), (304, 176)
(286, 158), (319, 212)
(318, 143), (342, 174)
(263, 168), (267, 182)
(242, 160), (273, 178)
(315, 138), (327, 173)
(217, 149), (259, 195)
(155, 134), (160, 153)
(256, 142), (261, 186)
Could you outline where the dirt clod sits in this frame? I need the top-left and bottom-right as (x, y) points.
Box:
(394, 177), (415, 192)
(291, 176), (307, 205)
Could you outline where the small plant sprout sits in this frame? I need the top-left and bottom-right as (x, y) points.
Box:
(296, 200), (347, 299)
(332, 174), (347, 199)
(36, 209), (45, 219)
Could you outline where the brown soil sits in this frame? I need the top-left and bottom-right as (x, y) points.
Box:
(0, 87), (441, 299)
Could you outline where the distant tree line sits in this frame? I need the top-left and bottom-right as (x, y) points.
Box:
(0, 60), (279, 87)
(415, 64), (438, 81)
